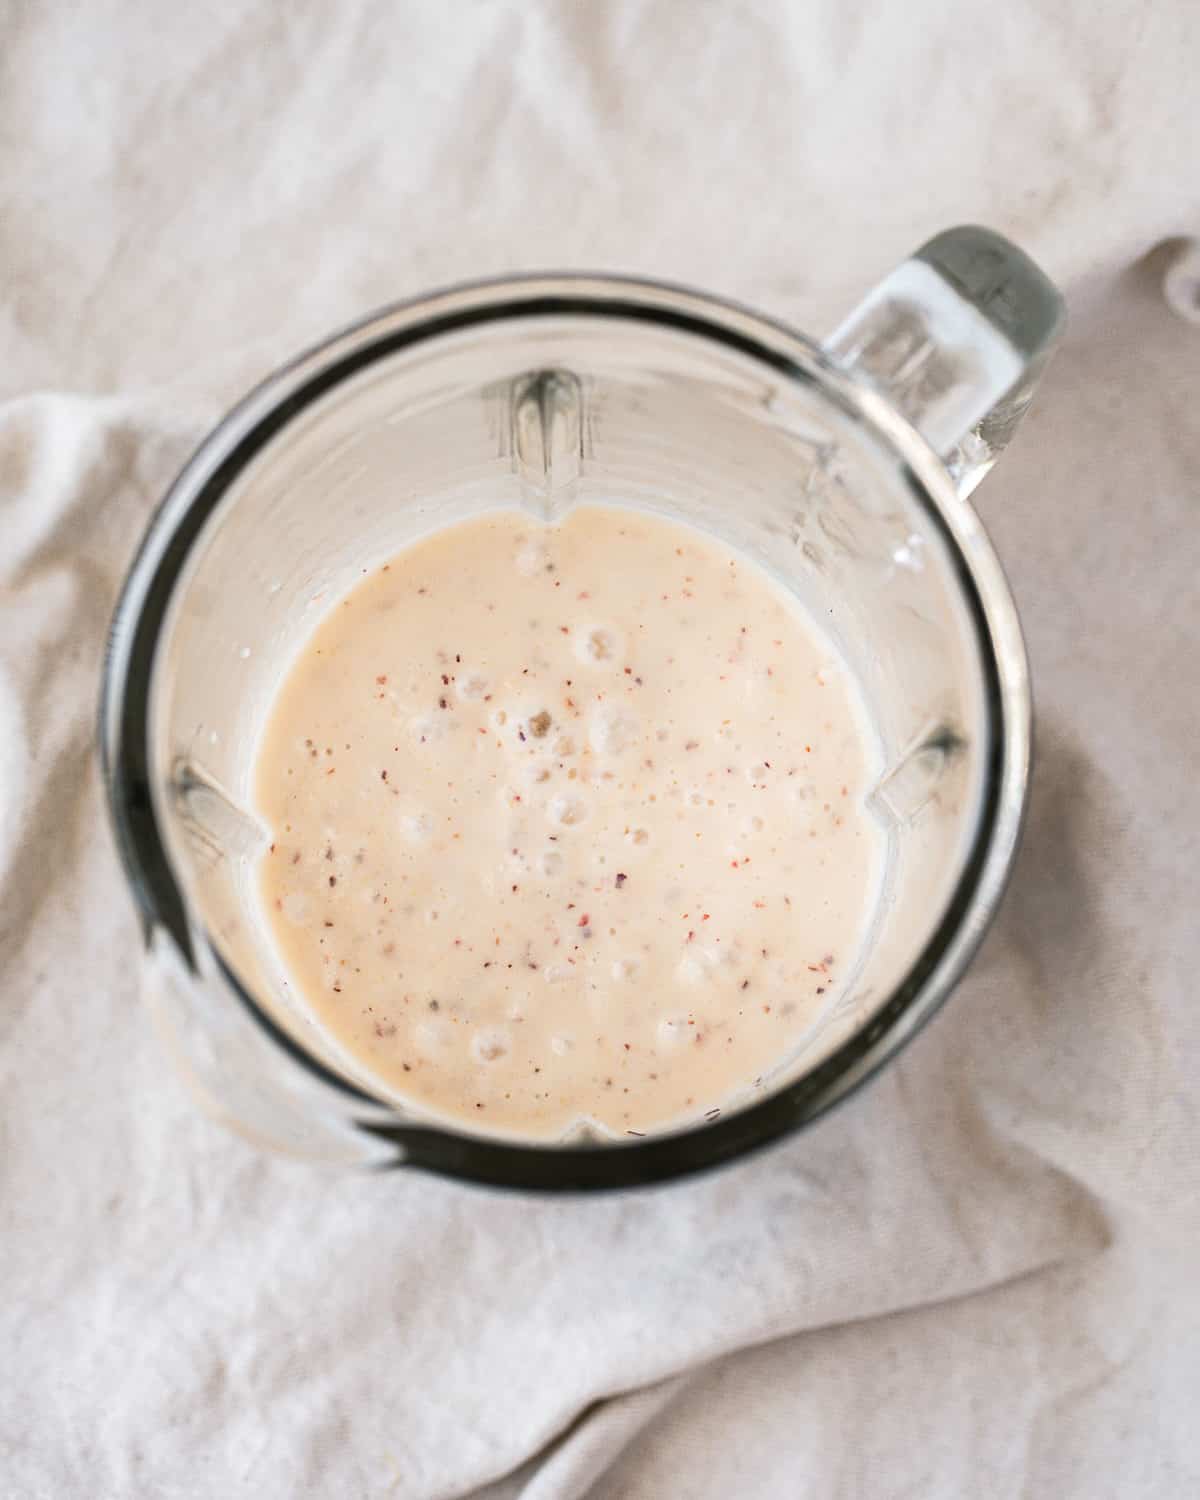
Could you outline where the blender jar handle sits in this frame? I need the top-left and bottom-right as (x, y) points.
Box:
(825, 225), (1066, 498)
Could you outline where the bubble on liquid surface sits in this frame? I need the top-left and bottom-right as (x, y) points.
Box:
(538, 849), (565, 878)
(408, 713), (447, 745)
(589, 706), (638, 756)
(472, 1028), (510, 1063)
(676, 954), (710, 986)
(676, 946), (730, 985)
(543, 963), (572, 984)
(550, 1035), (573, 1056)
(456, 672), (489, 701)
(400, 810), (433, 845)
(785, 779), (816, 822)
(548, 794), (588, 827)
(413, 1020), (448, 1056)
(657, 1016), (690, 1050)
(611, 957), (640, 982)
(573, 625), (621, 666)
(516, 543), (551, 577)
(626, 827), (649, 846)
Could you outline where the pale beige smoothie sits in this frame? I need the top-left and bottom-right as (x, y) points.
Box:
(253, 506), (883, 1138)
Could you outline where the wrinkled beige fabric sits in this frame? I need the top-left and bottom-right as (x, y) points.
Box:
(2, 4), (1197, 1496)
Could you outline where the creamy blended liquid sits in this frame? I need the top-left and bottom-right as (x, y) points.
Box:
(254, 507), (882, 1138)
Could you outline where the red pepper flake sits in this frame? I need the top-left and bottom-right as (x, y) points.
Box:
(615, 872), (627, 888)
(741, 979), (750, 990)
(702, 913), (711, 921)
(441, 674), (450, 686)
(623, 1042), (631, 1050)
(577, 913), (590, 927)
(512, 884), (519, 893)
(816, 986), (826, 995)
(807, 964), (822, 972)
(291, 852), (301, 865)
(559, 625), (569, 634)
(687, 930), (695, 942)
(326, 767), (336, 775)
(376, 674), (388, 685)
(730, 859), (739, 868)
(380, 769), (388, 781)
(328, 875), (337, 887)
(438, 697), (448, 709)
(623, 667), (632, 675)
(684, 739), (699, 751)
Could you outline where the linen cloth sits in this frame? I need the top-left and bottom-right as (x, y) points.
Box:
(2, 3), (1198, 1495)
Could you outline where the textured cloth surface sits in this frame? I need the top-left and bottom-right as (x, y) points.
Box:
(2, 4), (1199, 1497)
